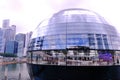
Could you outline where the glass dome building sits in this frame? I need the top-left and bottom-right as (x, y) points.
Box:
(29, 8), (119, 50)
(27, 8), (120, 80)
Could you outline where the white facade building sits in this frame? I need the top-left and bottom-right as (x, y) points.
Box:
(24, 31), (32, 56)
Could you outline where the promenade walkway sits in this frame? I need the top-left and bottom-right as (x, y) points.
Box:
(0, 60), (27, 66)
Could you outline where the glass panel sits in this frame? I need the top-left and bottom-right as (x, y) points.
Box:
(105, 44), (109, 49)
(88, 34), (94, 37)
(97, 38), (103, 45)
(98, 45), (103, 49)
(96, 34), (101, 38)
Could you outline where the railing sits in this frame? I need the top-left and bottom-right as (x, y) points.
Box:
(27, 54), (120, 66)
(27, 49), (120, 66)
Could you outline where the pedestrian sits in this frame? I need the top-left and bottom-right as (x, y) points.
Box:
(117, 58), (119, 64)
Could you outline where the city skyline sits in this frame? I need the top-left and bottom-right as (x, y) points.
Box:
(0, 0), (120, 33)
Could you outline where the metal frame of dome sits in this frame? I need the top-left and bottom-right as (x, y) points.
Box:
(29, 8), (120, 58)
(52, 8), (108, 25)
(36, 8), (110, 29)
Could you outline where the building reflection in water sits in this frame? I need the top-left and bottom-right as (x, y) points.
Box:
(0, 63), (30, 80)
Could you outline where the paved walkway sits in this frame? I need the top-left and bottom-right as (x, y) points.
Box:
(0, 60), (27, 65)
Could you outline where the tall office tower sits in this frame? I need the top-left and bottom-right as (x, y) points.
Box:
(2, 19), (16, 42)
(0, 19), (16, 53)
(3, 25), (16, 42)
(2, 19), (10, 28)
(15, 33), (26, 57)
(0, 28), (5, 53)
(11, 25), (16, 39)
(5, 41), (18, 54)
(24, 31), (32, 56)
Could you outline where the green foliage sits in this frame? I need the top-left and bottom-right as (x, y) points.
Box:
(0, 53), (17, 57)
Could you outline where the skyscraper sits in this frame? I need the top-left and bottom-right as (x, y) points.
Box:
(15, 33), (26, 57)
(11, 25), (16, 37)
(24, 31), (32, 56)
(0, 28), (5, 53)
(3, 26), (16, 42)
(2, 19), (10, 28)
(5, 41), (18, 54)
(0, 19), (16, 53)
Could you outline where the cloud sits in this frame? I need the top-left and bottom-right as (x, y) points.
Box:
(0, 0), (22, 12)
(7, 0), (22, 12)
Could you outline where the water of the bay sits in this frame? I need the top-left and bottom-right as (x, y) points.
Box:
(0, 63), (30, 80)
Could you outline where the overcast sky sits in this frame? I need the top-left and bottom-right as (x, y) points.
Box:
(0, 0), (120, 33)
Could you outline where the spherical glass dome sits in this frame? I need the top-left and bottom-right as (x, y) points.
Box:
(30, 8), (119, 50)
(27, 9), (120, 79)
(32, 8), (110, 38)
(49, 8), (108, 25)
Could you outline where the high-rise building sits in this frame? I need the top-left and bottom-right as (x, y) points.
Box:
(0, 19), (16, 53)
(15, 33), (26, 57)
(3, 25), (16, 52)
(3, 26), (16, 42)
(2, 19), (10, 28)
(5, 41), (18, 54)
(24, 31), (32, 56)
(11, 25), (16, 37)
(0, 28), (5, 53)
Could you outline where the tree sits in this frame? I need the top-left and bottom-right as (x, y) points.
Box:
(0, 53), (17, 57)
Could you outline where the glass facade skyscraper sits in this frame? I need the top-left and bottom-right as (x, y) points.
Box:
(0, 28), (5, 53)
(5, 41), (18, 54)
(2, 19), (10, 28)
(29, 8), (120, 50)
(15, 33), (26, 57)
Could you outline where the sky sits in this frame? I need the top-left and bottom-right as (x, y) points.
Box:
(0, 0), (120, 33)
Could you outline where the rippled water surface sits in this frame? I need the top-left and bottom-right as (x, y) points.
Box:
(0, 63), (30, 80)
